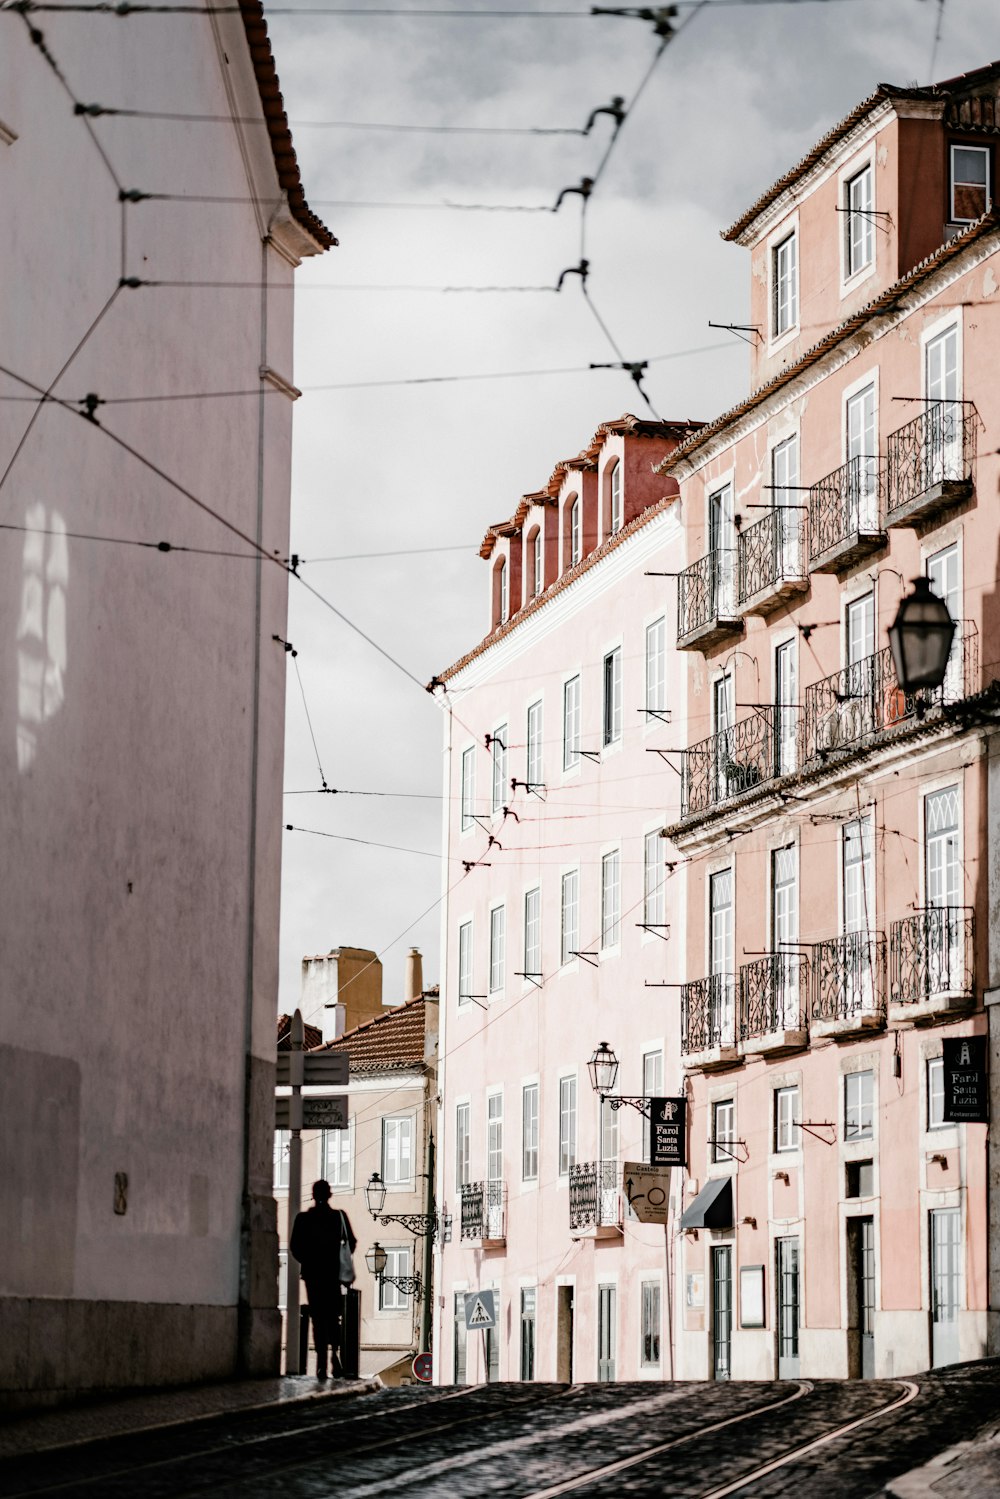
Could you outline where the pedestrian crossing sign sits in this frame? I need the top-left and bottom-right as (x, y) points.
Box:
(464, 1289), (496, 1330)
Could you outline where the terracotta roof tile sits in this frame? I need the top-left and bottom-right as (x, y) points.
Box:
(276, 1013), (324, 1050)
(322, 994), (432, 1073)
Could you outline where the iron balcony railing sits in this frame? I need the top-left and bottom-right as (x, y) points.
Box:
(885, 403), (979, 520)
(677, 549), (737, 640)
(460, 1180), (506, 1241)
(681, 973), (736, 1055)
(808, 454), (883, 563)
(810, 930), (887, 1025)
(739, 954), (808, 1041)
(680, 706), (797, 818)
(568, 1160), (621, 1231)
(890, 907), (974, 1006)
(737, 507), (806, 606)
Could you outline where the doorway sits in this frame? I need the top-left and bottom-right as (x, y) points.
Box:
(597, 1284), (616, 1382)
(556, 1285), (575, 1382)
(712, 1245), (732, 1381)
(776, 1237), (800, 1378)
(848, 1216), (875, 1378)
(930, 1207), (961, 1367)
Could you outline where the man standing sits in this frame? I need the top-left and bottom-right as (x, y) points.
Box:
(290, 1179), (357, 1378)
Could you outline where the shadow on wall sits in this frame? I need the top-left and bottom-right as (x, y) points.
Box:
(0, 1044), (80, 1296)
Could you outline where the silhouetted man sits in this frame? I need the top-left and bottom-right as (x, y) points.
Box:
(290, 1179), (357, 1378)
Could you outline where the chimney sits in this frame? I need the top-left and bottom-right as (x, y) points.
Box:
(405, 947), (423, 1002)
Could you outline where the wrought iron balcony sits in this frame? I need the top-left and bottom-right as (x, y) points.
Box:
(738, 954), (808, 1055)
(459, 1180), (506, 1244)
(890, 907), (975, 1020)
(810, 930), (887, 1036)
(737, 507), (808, 615)
(808, 455), (886, 573)
(886, 403), (979, 528)
(804, 625), (978, 765)
(679, 707), (795, 819)
(568, 1160), (621, 1234)
(676, 549), (742, 651)
(681, 974), (739, 1068)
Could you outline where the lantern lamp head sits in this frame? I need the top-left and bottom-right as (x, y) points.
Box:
(365, 1240), (388, 1278)
(587, 1041), (620, 1097)
(365, 1171), (387, 1216)
(888, 576), (956, 693)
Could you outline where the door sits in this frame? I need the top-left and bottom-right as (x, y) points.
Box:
(775, 639), (797, 776)
(709, 483), (735, 617)
(709, 869), (735, 1045)
(849, 1216), (876, 1378)
(772, 435), (802, 578)
(712, 1246), (733, 1381)
(927, 544), (961, 700)
(485, 1323), (500, 1384)
(846, 383), (878, 531)
(844, 593), (876, 742)
(925, 326), (960, 483)
(556, 1285), (574, 1382)
(924, 785), (961, 993)
(454, 1294), (468, 1385)
(713, 672), (735, 801)
(520, 1288), (536, 1381)
(930, 1208), (961, 1367)
(843, 816), (876, 1014)
(772, 846), (799, 1027)
(777, 1237), (801, 1378)
(597, 1284), (616, 1382)
(487, 1093), (503, 1238)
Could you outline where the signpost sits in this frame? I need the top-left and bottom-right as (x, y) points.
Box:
(275, 1094), (347, 1131)
(942, 1036), (989, 1122)
(276, 1051), (349, 1088)
(649, 1096), (687, 1167)
(622, 1162), (673, 1224)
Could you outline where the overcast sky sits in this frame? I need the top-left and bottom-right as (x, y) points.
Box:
(268, 0), (999, 1025)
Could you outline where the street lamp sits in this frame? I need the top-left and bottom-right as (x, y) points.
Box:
(365, 1172), (388, 1216)
(364, 1173), (442, 1237)
(365, 1239), (424, 1301)
(888, 577), (955, 693)
(365, 1241), (388, 1278)
(587, 1041), (619, 1097)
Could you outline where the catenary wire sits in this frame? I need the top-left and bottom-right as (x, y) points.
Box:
(285, 825), (442, 858)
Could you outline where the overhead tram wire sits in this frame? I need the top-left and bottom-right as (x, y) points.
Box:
(1, 2), (893, 14)
(284, 826), (441, 859)
(69, 102), (588, 136)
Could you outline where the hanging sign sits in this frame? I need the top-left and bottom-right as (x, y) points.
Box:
(649, 1096), (687, 1167)
(942, 1036), (988, 1123)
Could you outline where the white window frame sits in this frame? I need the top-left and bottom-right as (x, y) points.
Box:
(602, 646), (623, 748)
(558, 1073), (577, 1177)
(950, 142), (991, 224)
(523, 885), (541, 984)
(712, 1099), (736, 1163)
(645, 615), (666, 726)
(321, 1119), (353, 1189)
(844, 1070), (874, 1141)
(568, 494), (582, 568)
(608, 459), (622, 537)
(600, 847), (621, 952)
(529, 526), (543, 599)
(770, 223), (799, 345)
(522, 1081), (539, 1182)
(643, 829), (666, 934)
(379, 1244), (411, 1312)
(641, 1047), (663, 1161)
(455, 1100), (471, 1191)
(841, 157), (876, 288)
(457, 918), (473, 1009)
(460, 744), (476, 834)
(639, 1277), (662, 1370)
(497, 557), (509, 624)
(526, 699), (544, 794)
(491, 723), (508, 815)
(927, 1057), (946, 1131)
(563, 673), (581, 774)
(774, 1086), (800, 1153)
(489, 904), (506, 994)
(273, 1129), (289, 1192)
(382, 1114), (414, 1188)
(560, 867), (579, 969)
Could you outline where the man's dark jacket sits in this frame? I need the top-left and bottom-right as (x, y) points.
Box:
(290, 1203), (357, 1283)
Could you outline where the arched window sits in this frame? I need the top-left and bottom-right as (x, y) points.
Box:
(494, 557), (509, 625)
(607, 460), (622, 537)
(527, 527), (542, 597)
(568, 496), (581, 566)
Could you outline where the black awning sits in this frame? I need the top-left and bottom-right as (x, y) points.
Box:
(679, 1176), (733, 1230)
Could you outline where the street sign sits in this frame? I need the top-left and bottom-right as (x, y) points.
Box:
(276, 1051), (349, 1087)
(412, 1351), (433, 1382)
(943, 1036), (989, 1122)
(649, 1096), (687, 1167)
(623, 1161), (673, 1224)
(464, 1289), (496, 1330)
(274, 1093), (347, 1130)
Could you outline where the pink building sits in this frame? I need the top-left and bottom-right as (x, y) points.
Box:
(666, 62), (1000, 1381)
(432, 417), (700, 1383)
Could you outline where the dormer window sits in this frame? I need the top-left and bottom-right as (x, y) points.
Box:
(950, 144), (990, 223)
(528, 527), (542, 598)
(568, 496), (581, 566)
(772, 230), (798, 338)
(608, 461), (622, 536)
(844, 164), (874, 277)
(495, 556), (509, 625)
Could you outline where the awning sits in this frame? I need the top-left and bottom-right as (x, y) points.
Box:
(679, 1176), (733, 1230)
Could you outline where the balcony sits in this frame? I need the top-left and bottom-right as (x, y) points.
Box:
(568, 1160), (621, 1237)
(738, 954), (809, 1055)
(808, 456), (887, 573)
(676, 549), (742, 651)
(737, 507), (808, 615)
(890, 907), (975, 1023)
(681, 974), (740, 1070)
(810, 931), (887, 1038)
(460, 1180), (506, 1247)
(886, 403), (979, 528)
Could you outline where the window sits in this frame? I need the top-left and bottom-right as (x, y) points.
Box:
(560, 869), (579, 966)
(845, 382), (877, 524)
(526, 699), (543, 792)
(772, 230), (798, 337)
(458, 920), (473, 1007)
(645, 616), (666, 721)
(491, 725), (508, 814)
(568, 495), (581, 567)
(771, 435), (802, 580)
(529, 528), (543, 598)
(925, 327), (961, 485)
(927, 1057), (946, 1130)
(644, 831), (666, 931)
(842, 815), (874, 933)
(522, 1083), (539, 1181)
(558, 1075), (577, 1174)
(278, 1249), (288, 1311)
(846, 592), (874, 666)
(708, 483), (736, 617)
(775, 638), (797, 776)
(642, 1049), (663, 1161)
(382, 1116), (413, 1185)
(601, 1091), (618, 1165)
(603, 647), (622, 747)
(454, 1293), (468, 1384)
(845, 163), (874, 277)
(456, 1102), (470, 1190)
(563, 675), (581, 772)
(712, 1099), (736, 1162)
(460, 745), (476, 832)
(641, 1281), (661, 1367)
(846, 1159), (875, 1198)
(608, 461), (622, 535)
(487, 1092), (503, 1186)
(771, 846), (799, 1026)
(273, 1129), (289, 1190)
(321, 1123), (351, 1189)
(774, 1086), (800, 1152)
(601, 849), (621, 949)
(520, 1288), (536, 1380)
(845, 1070), (874, 1140)
(523, 886), (541, 981)
(379, 1245), (411, 1311)
(925, 786), (960, 909)
(489, 905), (506, 993)
(709, 868), (735, 1045)
(497, 557), (508, 624)
(951, 143), (990, 222)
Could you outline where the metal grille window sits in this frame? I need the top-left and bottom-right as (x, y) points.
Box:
(321, 1123), (351, 1189)
(772, 231), (798, 336)
(645, 616), (666, 720)
(460, 745), (476, 832)
(644, 831), (666, 929)
(641, 1280), (661, 1367)
(458, 919), (473, 1007)
(526, 699), (543, 791)
(491, 725), (508, 813)
(558, 1075), (577, 1175)
(712, 1099), (735, 1162)
(608, 461), (622, 535)
(951, 143), (990, 222)
(845, 164), (874, 276)
(601, 849), (621, 949)
(382, 1116), (413, 1185)
(455, 1102), (470, 1191)
(563, 675), (581, 772)
(603, 648), (623, 746)
(845, 1070), (874, 1140)
(522, 1083), (539, 1181)
(774, 1086), (800, 1152)
(642, 1049), (663, 1161)
(523, 886), (541, 980)
(273, 1129), (289, 1190)
(379, 1245), (410, 1312)
(560, 869), (579, 966)
(489, 905), (506, 993)
(520, 1288), (537, 1380)
(927, 1057), (946, 1130)
(569, 497), (581, 566)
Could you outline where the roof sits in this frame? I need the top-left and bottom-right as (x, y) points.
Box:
(321, 993), (431, 1074)
(238, 0), (337, 251)
(658, 209), (1000, 475)
(276, 1013), (324, 1050)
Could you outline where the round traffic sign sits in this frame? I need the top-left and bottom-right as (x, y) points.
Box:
(412, 1351), (433, 1382)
